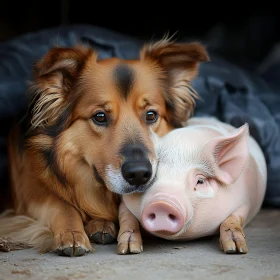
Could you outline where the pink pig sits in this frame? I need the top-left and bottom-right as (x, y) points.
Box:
(117, 117), (267, 254)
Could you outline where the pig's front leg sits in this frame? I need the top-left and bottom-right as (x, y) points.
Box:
(117, 199), (143, 255)
(219, 210), (248, 254)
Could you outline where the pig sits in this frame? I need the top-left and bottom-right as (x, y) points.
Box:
(117, 117), (267, 254)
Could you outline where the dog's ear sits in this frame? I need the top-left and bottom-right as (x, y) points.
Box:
(28, 45), (96, 130)
(141, 38), (209, 127)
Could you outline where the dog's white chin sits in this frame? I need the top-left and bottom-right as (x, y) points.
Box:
(105, 161), (157, 194)
(105, 165), (129, 194)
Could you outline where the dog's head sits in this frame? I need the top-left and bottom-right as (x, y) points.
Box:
(25, 38), (209, 194)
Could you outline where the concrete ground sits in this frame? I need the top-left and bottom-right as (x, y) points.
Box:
(0, 208), (279, 280)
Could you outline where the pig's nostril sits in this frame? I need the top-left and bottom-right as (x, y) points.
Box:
(147, 213), (177, 222)
(148, 213), (156, 221)
(168, 214), (176, 221)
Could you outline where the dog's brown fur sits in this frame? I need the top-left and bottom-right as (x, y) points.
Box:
(0, 38), (209, 256)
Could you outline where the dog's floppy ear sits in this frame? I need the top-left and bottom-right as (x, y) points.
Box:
(28, 45), (96, 130)
(141, 38), (209, 127)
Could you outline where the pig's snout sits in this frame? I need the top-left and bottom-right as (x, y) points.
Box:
(141, 200), (184, 234)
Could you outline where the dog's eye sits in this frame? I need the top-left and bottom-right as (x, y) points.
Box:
(92, 112), (108, 126)
(146, 110), (158, 124)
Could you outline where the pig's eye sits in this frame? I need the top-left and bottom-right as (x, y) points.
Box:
(197, 178), (205, 185)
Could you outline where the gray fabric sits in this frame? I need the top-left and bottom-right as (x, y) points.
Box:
(0, 24), (279, 207)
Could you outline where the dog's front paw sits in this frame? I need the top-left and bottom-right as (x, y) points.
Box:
(53, 231), (93, 257)
(117, 228), (143, 255)
(85, 220), (117, 244)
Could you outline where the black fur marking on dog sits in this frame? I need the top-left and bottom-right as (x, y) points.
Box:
(113, 64), (135, 99)
(44, 108), (71, 137)
(41, 147), (53, 167)
(165, 100), (184, 128)
(165, 98), (175, 112)
(41, 145), (68, 186)
(93, 166), (105, 185)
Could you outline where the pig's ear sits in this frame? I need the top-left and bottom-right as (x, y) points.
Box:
(140, 37), (209, 127)
(204, 124), (249, 185)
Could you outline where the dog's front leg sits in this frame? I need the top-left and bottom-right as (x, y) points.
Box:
(47, 200), (93, 256)
(117, 198), (143, 254)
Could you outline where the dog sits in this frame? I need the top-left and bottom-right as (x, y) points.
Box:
(0, 38), (209, 256)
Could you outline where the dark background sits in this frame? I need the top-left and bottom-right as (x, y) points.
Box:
(1, 1), (279, 71)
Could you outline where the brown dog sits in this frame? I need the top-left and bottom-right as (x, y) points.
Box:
(0, 38), (209, 256)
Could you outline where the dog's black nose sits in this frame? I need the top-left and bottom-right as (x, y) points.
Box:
(122, 161), (152, 186)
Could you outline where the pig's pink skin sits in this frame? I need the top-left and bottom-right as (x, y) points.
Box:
(122, 117), (267, 240)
